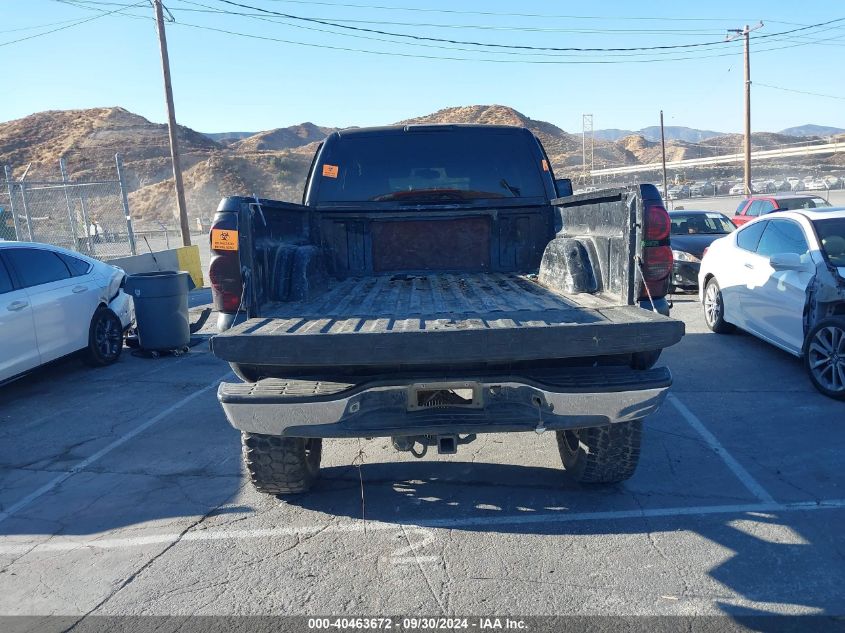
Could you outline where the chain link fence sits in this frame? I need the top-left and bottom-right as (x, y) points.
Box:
(1, 155), (137, 261)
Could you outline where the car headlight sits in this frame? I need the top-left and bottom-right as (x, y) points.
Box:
(672, 250), (701, 263)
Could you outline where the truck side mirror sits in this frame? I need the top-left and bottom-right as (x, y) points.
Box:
(555, 178), (573, 198)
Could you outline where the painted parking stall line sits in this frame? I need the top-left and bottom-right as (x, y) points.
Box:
(3, 498), (844, 556)
(0, 372), (231, 527)
(668, 393), (776, 504)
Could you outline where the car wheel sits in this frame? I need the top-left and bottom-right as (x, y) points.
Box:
(804, 318), (845, 400)
(703, 278), (735, 334)
(84, 307), (124, 367)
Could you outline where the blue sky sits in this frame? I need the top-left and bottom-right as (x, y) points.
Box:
(2, 0), (844, 134)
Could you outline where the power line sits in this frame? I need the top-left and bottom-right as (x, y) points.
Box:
(170, 0), (743, 58)
(756, 83), (845, 101)
(0, 17), (96, 34)
(68, 0), (738, 35)
(37, 0), (845, 64)
(214, 0), (746, 52)
(170, 19), (845, 65)
(206, 0), (808, 24)
(0, 1), (146, 47)
(213, 1), (845, 54)
(52, 0), (845, 50)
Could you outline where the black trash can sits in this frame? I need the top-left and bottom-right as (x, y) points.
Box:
(124, 271), (194, 352)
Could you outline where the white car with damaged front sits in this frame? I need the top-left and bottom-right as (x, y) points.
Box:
(698, 209), (845, 399)
(0, 241), (134, 384)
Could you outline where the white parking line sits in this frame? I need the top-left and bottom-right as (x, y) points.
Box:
(0, 372), (231, 527)
(668, 393), (776, 504)
(2, 498), (843, 555)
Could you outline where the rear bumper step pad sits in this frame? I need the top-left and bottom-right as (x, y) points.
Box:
(218, 366), (672, 437)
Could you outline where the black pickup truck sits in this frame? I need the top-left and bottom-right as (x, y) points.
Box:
(208, 124), (684, 495)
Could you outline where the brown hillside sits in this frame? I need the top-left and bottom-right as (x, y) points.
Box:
(616, 134), (720, 163)
(3, 106), (839, 228)
(0, 107), (219, 181)
(399, 104), (631, 169)
(234, 122), (338, 152)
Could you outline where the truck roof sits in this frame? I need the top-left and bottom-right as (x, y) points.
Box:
(333, 123), (533, 138)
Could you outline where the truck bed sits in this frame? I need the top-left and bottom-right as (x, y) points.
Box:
(210, 273), (684, 368)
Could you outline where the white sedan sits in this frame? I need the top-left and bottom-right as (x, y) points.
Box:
(698, 209), (845, 399)
(0, 241), (134, 384)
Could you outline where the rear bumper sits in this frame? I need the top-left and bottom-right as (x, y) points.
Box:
(108, 290), (135, 330)
(217, 366), (672, 437)
(671, 262), (701, 290)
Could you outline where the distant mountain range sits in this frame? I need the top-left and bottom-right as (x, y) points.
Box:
(1, 104), (842, 226)
(594, 126), (727, 143)
(203, 131), (254, 144)
(595, 123), (845, 143)
(778, 124), (845, 137)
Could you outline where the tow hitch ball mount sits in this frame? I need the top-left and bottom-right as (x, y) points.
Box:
(391, 433), (477, 458)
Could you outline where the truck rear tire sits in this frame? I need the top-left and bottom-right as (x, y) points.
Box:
(242, 433), (322, 495)
(556, 420), (642, 484)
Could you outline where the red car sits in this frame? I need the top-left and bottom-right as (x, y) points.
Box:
(732, 194), (831, 226)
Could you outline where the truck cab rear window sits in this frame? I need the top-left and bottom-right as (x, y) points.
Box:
(314, 130), (547, 204)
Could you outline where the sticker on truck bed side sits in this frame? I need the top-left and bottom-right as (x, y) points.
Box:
(541, 159), (549, 172)
(211, 228), (238, 251)
(322, 164), (339, 178)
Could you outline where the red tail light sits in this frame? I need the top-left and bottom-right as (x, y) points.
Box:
(642, 246), (673, 280)
(209, 214), (243, 314)
(640, 203), (672, 300)
(645, 205), (671, 241)
(209, 255), (242, 313)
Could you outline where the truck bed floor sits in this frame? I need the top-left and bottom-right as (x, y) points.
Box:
(211, 273), (684, 368)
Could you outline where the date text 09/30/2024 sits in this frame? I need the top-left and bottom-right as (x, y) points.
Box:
(307, 618), (527, 630)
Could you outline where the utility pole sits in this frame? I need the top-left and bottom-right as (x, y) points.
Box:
(727, 22), (763, 197)
(659, 110), (669, 208)
(153, 0), (191, 246)
(582, 114), (594, 183)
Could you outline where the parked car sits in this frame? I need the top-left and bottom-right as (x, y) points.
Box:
(668, 185), (689, 200)
(0, 242), (133, 384)
(688, 183), (702, 197)
(729, 183), (748, 195)
(732, 194), (832, 226)
(668, 210), (736, 292)
(699, 209), (845, 399)
(791, 180), (806, 192)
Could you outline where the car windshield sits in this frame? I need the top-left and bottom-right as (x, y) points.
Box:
(813, 218), (845, 266)
(777, 196), (832, 210)
(314, 130), (548, 204)
(670, 213), (735, 235)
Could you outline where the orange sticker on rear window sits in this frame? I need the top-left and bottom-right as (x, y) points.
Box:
(541, 159), (549, 172)
(211, 228), (238, 251)
(322, 164), (339, 178)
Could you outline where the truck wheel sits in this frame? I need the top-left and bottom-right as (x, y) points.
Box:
(703, 278), (735, 334)
(242, 433), (322, 495)
(556, 420), (642, 484)
(804, 318), (845, 401)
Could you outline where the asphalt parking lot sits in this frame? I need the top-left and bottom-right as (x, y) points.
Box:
(0, 291), (843, 624)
